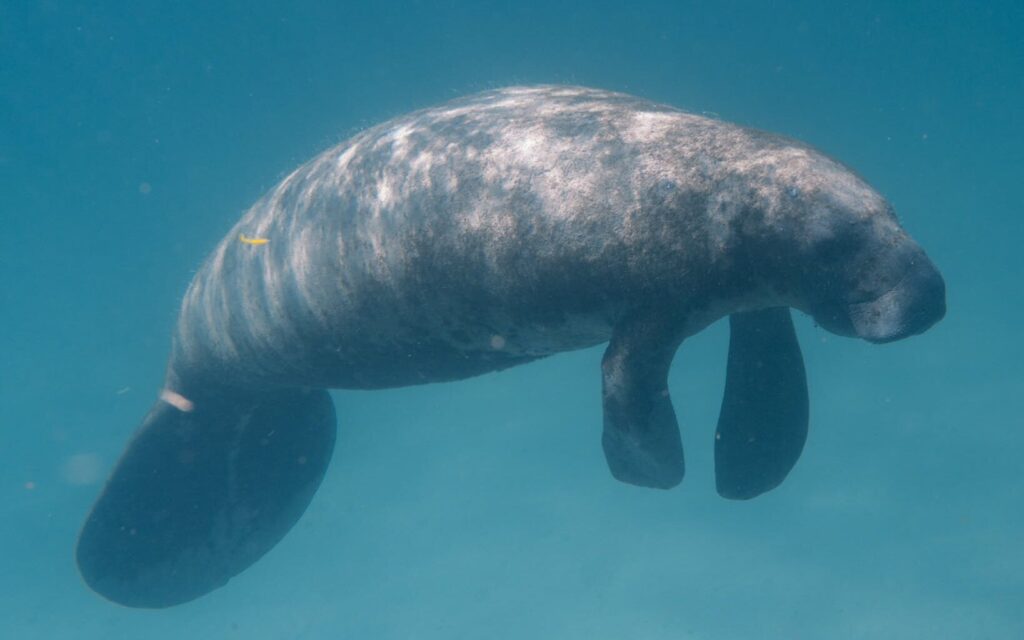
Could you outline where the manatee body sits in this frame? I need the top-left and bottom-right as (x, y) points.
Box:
(77, 86), (945, 607)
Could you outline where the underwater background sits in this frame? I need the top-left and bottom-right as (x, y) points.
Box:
(2, 1), (1021, 638)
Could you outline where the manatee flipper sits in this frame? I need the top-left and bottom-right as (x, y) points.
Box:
(601, 315), (685, 489)
(76, 386), (336, 608)
(715, 307), (808, 499)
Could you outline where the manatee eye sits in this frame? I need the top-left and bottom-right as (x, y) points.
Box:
(814, 233), (848, 262)
(804, 225), (863, 300)
(812, 221), (865, 265)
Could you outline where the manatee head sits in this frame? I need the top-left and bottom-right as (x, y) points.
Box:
(743, 146), (946, 343)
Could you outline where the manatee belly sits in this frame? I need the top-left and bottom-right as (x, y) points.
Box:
(173, 260), (616, 391)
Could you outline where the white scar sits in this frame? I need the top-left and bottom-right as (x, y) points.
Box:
(160, 389), (195, 412)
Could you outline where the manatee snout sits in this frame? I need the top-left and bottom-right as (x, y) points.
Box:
(849, 253), (946, 343)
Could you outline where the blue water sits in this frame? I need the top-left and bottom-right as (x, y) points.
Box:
(2, 2), (1021, 637)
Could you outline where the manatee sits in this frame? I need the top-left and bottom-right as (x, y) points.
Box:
(77, 86), (945, 607)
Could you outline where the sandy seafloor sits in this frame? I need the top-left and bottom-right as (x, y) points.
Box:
(2, 2), (1021, 638)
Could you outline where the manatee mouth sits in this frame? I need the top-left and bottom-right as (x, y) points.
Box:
(848, 261), (946, 343)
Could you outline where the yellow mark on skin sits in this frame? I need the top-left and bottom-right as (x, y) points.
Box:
(239, 233), (269, 246)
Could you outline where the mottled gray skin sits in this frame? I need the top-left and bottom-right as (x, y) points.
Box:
(79, 85), (945, 608)
(169, 85), (941, 397)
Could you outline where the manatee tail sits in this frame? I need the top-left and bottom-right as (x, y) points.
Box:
(76, 386), (336, 608)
